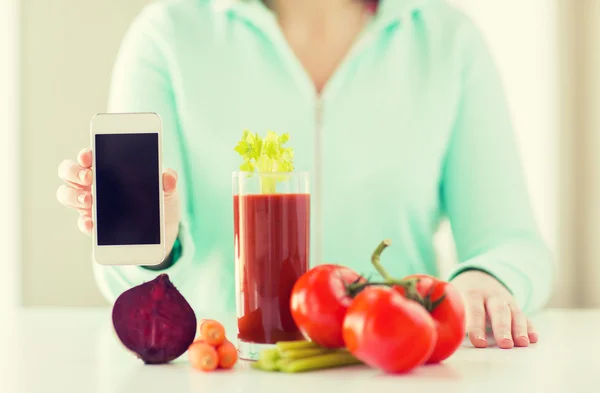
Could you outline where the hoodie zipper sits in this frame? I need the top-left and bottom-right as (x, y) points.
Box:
(311, 19), (380, 265)
(314, 96), (324, 264)
(310, 16), (382, 265)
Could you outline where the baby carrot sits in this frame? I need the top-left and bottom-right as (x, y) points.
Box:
(188, 341), (219, 372)
(216, 339), (238, 369)
(198, 319), (226, 346)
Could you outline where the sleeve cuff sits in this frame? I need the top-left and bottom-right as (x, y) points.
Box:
(447, 256), (533, 313)
(93, 219), (196, 304)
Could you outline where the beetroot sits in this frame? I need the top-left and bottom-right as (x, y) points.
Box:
(112, 274), (197, 364)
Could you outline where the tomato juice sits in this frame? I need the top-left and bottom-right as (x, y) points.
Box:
(233, 193), (310, 344)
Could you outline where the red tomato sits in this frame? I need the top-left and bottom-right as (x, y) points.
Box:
(342, 286), (437, 374)
(290, 264), (363, 348)
(400, 274), (466, 364)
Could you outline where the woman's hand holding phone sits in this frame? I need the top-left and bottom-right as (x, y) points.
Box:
(56, 147), (182, 256)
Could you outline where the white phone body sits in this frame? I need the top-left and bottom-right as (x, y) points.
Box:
(90, 112), (166, 266)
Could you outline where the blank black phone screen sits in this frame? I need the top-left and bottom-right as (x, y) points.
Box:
(94, 133), (160, 246)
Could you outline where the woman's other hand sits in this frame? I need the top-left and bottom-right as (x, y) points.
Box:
(451, 270), (539, 349)
(56, 148), (182, 253)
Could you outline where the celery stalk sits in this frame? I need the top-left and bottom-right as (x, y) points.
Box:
(280, 347), (331, 360)
(276, 358), (293, 370)
(275, 340), (321, 352)
(255, 348), (280, 371)
(278, 352), (362, 373)
(234, 130), (295, 194)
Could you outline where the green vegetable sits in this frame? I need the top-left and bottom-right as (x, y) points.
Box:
(252, 350), (362, 373)
(251, 340), (363, 373)
(255, 348), (280, 371)
(280, 347), (331, 360)
(275, 340), (320, 352)
(234, 130), (294, 194)
(279, 351), (362, 373)
(276, 358), (293, 370)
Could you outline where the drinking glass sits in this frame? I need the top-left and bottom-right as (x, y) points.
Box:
(233, 171), (310, 361)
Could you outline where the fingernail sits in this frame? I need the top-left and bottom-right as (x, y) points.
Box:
(529, 333), (539, 343)
(78, 194), (87, 205)
(474, 330), (485, 340)
(503, 332), (513, 341)
(79, 170), (87, 181)
(516, 333), (529, 344)
(473, 330), (486, 342)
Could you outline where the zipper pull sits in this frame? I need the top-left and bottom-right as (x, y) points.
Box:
(315, 98), (323, 126)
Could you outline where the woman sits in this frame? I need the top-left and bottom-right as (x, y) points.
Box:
(56, 0), (554, 349)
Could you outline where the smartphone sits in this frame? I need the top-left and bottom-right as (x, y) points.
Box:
(90, 112), (166, 266)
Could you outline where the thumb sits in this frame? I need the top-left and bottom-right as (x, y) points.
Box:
(163, 168), (178, 197)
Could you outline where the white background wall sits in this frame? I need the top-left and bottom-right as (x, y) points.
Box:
(448, 0), (559, 255)
(578, 0), (600, 306)
(1, 0), (20, 389)
(436, 1), (559, 299)
(1, 0), (20, 311)
(21, 0), (151, 306)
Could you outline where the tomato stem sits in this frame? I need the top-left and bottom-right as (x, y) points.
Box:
(346, 281), (386, 297)
(371, 239), (393, 281)
(367, 239), (426, 303)
(420, 285), (446, 313)
(378, 277), (424, 305)
(349, 240), (446, 312)
(427, 293), (446, 312)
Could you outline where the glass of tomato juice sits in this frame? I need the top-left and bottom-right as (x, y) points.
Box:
(233, 171), (310, 361)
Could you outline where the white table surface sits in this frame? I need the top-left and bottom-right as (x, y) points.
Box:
(2, 308), (599, 393)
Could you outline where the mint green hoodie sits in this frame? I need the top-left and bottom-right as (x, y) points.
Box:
(94, 0), (554, 316)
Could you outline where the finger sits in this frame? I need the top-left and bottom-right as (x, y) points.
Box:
(527, 319), (539, 343)
(58, 159), (92, 187)
(76, 208), (92, 217)
(509, 303), (529, 347)
(486, 296), (514, 349)
(465, 292), (488, 348)
(78, 215), (93, 235)
(56, 185), (92, 209)
(77, 148), (93, 168)
(163, 168), (178, 196)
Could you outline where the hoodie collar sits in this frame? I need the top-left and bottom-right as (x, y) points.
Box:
(213, 0), (433, 30)
(210, 0), (434, 99)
